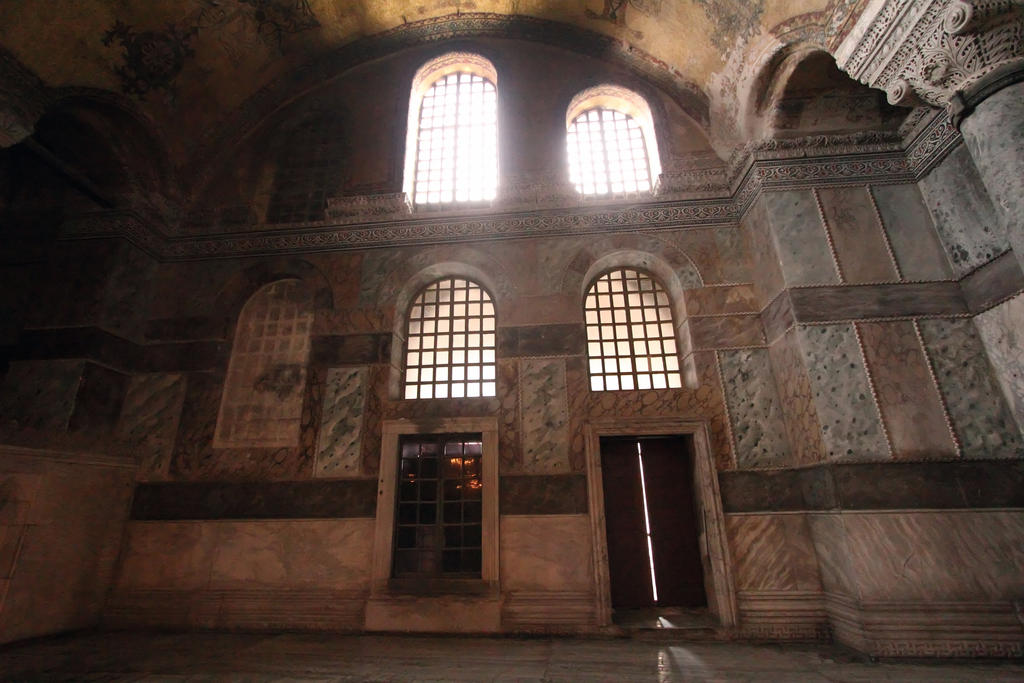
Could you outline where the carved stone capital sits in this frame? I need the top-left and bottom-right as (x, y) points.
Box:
(837, 0), (1024, 111)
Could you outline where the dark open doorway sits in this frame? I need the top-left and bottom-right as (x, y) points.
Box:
(600, 435), (707, 623)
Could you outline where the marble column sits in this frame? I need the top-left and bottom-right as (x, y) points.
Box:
(959, 81), (1024, 270)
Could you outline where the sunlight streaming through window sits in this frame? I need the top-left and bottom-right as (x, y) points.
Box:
(567, 108), (652, 196)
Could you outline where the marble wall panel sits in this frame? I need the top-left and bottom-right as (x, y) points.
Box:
(767, 329), (824, 466)
(725, 514), (821, 591)
(718, 349), (792, 469)
(170, 370), (316, 481)
(208, 519), (374, 591)
(806, 513), (860, 598)
(315, 367), (367, 477)
(974, 294), (1024, 436)
(519, 359), (571, 474)
(499, 475), (588, 515)
(116, 373), (187, 481)
(499, 514), (592, 592)
(113, 521), (220, 591)
(68, 363), (127, 437)
(0, 360), (83, 432)
(919, 144), (1008, 276)
(763, 190), (840, 288)
(687, 315), (765, 349)
(856, 322), (957, 460)
(796, 324), (889, 462)
(827, 511), (1024, 602)
(0, 460), (134, 644)
(870, 183), (954, 281)
(918, 318), (1023, 458)
(742, 195), (786, 307)
(713, 226), (753, 285)
(684, 285), (759, 316)
(960, 251), (1024, 314)
(816, 187), (899, 284)
(497, 359), (521, 472)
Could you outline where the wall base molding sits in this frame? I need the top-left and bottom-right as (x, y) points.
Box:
(502, 591), (597, 633)
(104, 589), (367, 631)
(825, 592), (1024, 657)
(735, 590), (832, 641)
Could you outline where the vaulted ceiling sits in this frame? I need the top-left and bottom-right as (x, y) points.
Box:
(0, 0), (868, 170)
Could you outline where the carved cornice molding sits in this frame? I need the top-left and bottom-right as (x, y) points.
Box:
(837, 0), (1024, 109)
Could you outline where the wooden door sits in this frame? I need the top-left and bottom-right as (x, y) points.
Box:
(600, 436), (706, 610)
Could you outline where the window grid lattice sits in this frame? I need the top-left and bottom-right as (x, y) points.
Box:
(404, 278), (497, 399)
(394, 435), (483, 577)
(216, 280), (313, 446)
(584, 269), (682, 392)
(414, 72), (497, 205)
(567, 108), (652, 196)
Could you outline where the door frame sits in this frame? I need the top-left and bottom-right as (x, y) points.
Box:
(584, 417), (738, 627)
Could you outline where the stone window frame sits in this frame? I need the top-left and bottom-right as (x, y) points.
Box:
(370, 417), (500, 596)
(402, 52), (500, 209)
(565, 84), (663, 197)
(213, 278), (314, 448)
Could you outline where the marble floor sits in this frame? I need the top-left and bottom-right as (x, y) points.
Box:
(2, 631), (1023, 682)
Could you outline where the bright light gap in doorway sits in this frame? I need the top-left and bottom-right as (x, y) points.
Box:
(636, 440), (659, 603)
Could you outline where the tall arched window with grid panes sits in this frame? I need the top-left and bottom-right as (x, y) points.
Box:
(565, 85), (662, 198)
(403, 278), (497, 399)
(584, 268), (682, 391)
(404, 54), (498, 207)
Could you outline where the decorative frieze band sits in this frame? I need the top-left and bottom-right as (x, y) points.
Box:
(59, 116), (962, 260)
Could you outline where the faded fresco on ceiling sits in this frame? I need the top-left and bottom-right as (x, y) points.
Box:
(102, 0), (320, 100)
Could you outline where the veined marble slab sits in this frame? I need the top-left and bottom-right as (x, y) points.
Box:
(116, 373), (187, 480)
(764, 190), (840, 288)
(316, 367), (368, 477)
(0, 360), (83, 432)
(919, 318), (1023, 458)
(519, 358), (570, 474)
(718, 349), (792, 468)
(796, 324), (889, 462)
(975, 294), (1024, 437)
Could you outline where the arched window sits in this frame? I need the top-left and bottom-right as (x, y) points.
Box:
(404, 53), (498, 206)
(403, 277), (496, 399)
(566, 85), (661, 197)
(584, 268), (682, 391)
(215, 279), (314, 447)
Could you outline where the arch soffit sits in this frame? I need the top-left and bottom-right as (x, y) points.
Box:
(183, 14), (712, 195)
(391, 261), (504, 340)
(561, 237), (704, 299)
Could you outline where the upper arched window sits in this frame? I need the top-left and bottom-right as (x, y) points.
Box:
(403, 277), (497, 399)
(584, 268), (682, 391)
(403, 54), (498, 207)
(215, 279), (314, 447)
(566, 85), (661, 197)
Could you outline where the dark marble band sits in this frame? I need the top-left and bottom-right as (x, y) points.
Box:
(131, 479), (379, 520)
(720, 461), (1024, 513)
(497, 324), (586, 357)
(311, 333), (392, 366)
(788, 282), (966, 322)
(960, 250), (1024, 314)
(499, 474), (588, 515)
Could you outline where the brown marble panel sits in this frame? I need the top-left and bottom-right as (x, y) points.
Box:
(720, 461), (1024, 512)
(789, 282), (966, 322)
(169, 370), (316, 481)
(144, 316), (226, 342)
(725, 514), (821, 591)
(497, 359), (521, 473)
(500, 515), (593, 592)
(131, 480), (378, 520)
(499, 474), (587, 515)
(497, 323), (586, 357)
(761, 290), (795, 344)
(503, 294), (582, 326)
(310, 333), (391, 366)
(767, 328), (824, 466)
(683, 285), (758, 316)
(856, 321), (957, 460)
(687, 315), (765, 349)
(870, 183), (955, 281)
(817, 187), (899, 284)
(960, 250), (1024, 314)
(313, 307), (392, 336)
